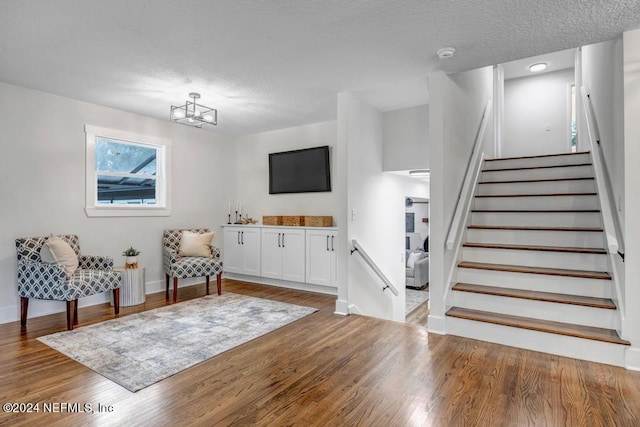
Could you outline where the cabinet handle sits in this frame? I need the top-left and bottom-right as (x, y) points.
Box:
(237, 231), (240, 245)
(241, 231), (244, 245)
(326, 235), (329, 251)
(278, 233), (281, 248)
(282, 233), (285, 248)
(331, 235), (335, 251)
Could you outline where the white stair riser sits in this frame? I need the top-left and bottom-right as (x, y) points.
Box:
(457, 267), (612, 298)
(483, 153), (591, 170)
(474, 195), (599, 211)
(462, 247), (608, 271)
(446, 317), (625, 367)
(481, 165), (593, 182)
(477, 179), (596, 195)
(467, 229), (604, 248)
(471, 211), (602, 227)
(452, 291), (618, 329)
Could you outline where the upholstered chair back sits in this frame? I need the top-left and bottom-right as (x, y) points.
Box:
(16, 235), (81, 263)
(162, 228), (211, 251)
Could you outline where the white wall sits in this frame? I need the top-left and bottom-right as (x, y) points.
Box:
(0, 82), (235, 324)
(428, 67), (493, 333)
(623, 29), (640, 368)
(581, 39), (625, 235)
(382, 105), (429, 171)
(232, 121), (338, 223)
(503, 68), (574, 157)
(338, 92), (429, 322)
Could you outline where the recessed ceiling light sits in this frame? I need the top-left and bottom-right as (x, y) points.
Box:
(437, 47), (456, 59)
(529, 62), (548, 73)
(409, 169), (430, 178)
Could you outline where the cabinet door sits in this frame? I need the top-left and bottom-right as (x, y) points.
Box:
(223, 228), (242, 273)
(261, 228), (283, 279)
(240, 228), (261, 276)
(305, 230), (333, 287)
(281, 229), (306, 282)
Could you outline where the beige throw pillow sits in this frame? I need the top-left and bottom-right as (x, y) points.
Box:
(40, 236), (79, 278)
(179, 231), (214, 258)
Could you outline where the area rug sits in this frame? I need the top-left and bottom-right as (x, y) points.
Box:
(406, 289), (429, 315)
(38, 293), (317, 392)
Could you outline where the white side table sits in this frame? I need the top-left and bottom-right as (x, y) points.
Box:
(111, 267), (146, 307)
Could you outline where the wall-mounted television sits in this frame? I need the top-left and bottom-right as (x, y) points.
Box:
(269, 146), (331, 194)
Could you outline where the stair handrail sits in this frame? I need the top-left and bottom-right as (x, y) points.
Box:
(581, 86), (625, 327)
(580, 87), (624, 257)
(350, 239), (399, 296)
(446, 100), (493, 250)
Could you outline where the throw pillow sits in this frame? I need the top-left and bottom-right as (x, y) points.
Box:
(407, 251), (423, 269)
(179, 231), (215, 258)
(40, 236), (79, 278)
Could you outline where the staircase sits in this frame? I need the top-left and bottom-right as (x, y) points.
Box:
(445, 151), (629, 366)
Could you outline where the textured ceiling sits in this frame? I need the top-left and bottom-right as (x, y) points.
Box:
(1, 0), (639, 135)
(503, 49), (576, 80)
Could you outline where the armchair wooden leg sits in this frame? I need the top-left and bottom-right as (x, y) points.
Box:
(20, 297), (29, 327)
(113, 288), (120, 315)
(173, 277), (179, 303)
(205, 275), (210, 295)
(74, 302), (78, 325)
(217, 273), (222, 295)
(165, 274), (170, 298)
(66, 300), (77, 330)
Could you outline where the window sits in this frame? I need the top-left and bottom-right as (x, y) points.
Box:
(85, 125), (172, 217)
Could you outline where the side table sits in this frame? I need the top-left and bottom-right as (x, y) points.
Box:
(111, 267), (146, 307)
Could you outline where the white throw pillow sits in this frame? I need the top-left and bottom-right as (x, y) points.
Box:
(40, 236), (79, 278)
(179, 231), (215, 258)
(407, 251), (423, 269)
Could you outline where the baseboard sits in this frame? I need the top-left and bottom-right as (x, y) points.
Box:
(334, 299), (349, 316)
(626, 346), (640, 371)
(348, 304), (363, 315)
(223, 273), (338, 296)
(427, 314), (446, 334)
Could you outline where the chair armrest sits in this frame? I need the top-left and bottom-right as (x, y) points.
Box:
(211, 246), (221, 260)
(163, 248), (178, 274)
(17, 261), (66, 292)
(79, 255), (114, 270)
(413, 256), (430, 286)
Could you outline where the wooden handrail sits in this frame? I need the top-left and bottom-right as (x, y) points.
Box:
(350, 239), (399, 296)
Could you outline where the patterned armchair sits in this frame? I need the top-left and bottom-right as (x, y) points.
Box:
(163, 228), (223, 302)
(16, 234), (121, 330)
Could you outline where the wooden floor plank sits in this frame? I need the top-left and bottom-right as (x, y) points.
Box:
(446, 307), (629, 345)
(1, 279), (639, 426)
(475, 192), (597, 198)
(478, 176), (595, 184)
(485, 151), (590, 162)
(482, 162), (592, 172)
(458, 261), (611, 280)
(468, 225), (603, 232)
(452, 283), (616, 309)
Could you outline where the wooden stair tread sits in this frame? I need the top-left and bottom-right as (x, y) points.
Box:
(468, 225), (603, 232)
(482, 162), (592, 172)
(463, 242), (606, 254)
(446, 307), (629, 345)
(472, 209), (600, 213)
(479, 177), (594, 184)
(457, 261), (611, 280)
(475, 192), (597, 198)
(485, 151), (590, 162)
(452, 283), (616, 309)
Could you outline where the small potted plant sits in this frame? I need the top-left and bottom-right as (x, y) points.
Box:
(122, 246), (141, 269)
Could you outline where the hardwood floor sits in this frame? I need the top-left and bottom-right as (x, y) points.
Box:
(2, 279), (640, 426)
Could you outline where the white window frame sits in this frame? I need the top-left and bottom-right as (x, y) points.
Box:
(85, 124), (172, 217)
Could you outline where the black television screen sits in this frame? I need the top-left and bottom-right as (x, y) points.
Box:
(269, 146), (331, 194)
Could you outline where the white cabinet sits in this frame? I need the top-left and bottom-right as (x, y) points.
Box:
(305, 229), (338, 287)
(261, 228), (306, 282)
(223, 227), (261, 276)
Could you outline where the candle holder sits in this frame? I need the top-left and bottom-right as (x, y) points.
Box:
(234, 210), (241, 224)
(227, 214), (231, 224)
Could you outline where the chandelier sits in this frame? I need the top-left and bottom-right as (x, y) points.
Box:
(170, 92), (217, 128)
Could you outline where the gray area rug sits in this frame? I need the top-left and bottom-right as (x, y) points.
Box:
(38, 293), (317, 392)
(406, 289), (429, 315)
